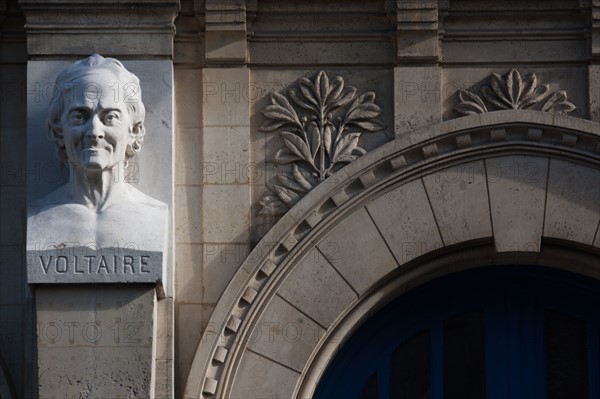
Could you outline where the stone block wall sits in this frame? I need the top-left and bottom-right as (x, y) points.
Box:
(173, 1), (599, 395)
(0, 0), (598, 397)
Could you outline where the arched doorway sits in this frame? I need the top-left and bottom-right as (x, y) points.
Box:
(185, 111), (600, 399)
(314, 266), (600, 399)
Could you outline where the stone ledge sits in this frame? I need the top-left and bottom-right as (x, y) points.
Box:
(21, 0), (179, 56)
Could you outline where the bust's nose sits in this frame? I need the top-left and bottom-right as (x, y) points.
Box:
(86, 114), (105, 140)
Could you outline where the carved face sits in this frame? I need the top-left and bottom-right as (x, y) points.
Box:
(60, 72), (136, 172)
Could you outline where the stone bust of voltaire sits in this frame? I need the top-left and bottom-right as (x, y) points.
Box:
(27, 54), (167, 253)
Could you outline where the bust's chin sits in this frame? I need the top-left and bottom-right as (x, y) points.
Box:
(80, 149), (114, 171)
(81, 162), (103, 172)
(81, 160), (117, 174)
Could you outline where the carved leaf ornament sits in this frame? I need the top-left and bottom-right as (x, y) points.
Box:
(455, 69), (576, 116)
(259, 71), (384, 215)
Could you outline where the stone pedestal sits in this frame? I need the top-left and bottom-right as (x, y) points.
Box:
(36, 285), (156, 398)
(25, 56), (175, 397)
(21, 0), (177, 386)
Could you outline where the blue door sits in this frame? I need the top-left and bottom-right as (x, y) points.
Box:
(314, 267), (600, 399)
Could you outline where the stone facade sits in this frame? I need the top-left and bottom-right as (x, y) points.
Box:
(0, 0), (599, 398)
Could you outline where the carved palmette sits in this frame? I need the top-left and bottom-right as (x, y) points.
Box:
(259, 70), (384, 216)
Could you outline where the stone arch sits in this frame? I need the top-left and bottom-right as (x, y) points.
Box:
(184, 111), (600, 399)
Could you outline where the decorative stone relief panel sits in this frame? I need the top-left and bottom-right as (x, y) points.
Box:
(26, 55), (172, 286)
(259, 70), (385, 215)
(454, 69), (577, 116)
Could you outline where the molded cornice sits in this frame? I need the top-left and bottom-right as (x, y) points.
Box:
(20, 0), (179, 57)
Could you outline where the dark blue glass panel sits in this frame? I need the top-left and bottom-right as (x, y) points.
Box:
(389, 329), (431, 399)
(443, 311), (485, 399)
(357, 373), (379, 399)
(545, 310), (588, 399)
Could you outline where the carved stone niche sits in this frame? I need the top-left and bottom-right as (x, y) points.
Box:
(26, 55), (171, 286)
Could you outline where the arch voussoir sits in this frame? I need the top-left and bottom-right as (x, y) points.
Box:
(185, 111), (600, 399)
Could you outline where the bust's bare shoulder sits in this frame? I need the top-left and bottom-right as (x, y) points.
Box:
(28, 186), (73, 216)
(125, 185), (168, 210)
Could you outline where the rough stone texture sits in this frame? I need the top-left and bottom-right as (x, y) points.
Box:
(317, 207), (398, 296)
(176, 126), (202, 186)
(440, 1), (589, 65)
(175, 244), (203, 304)
(230, 350), (299, 399)
(173, 63), (205, 398)
(367, 179), (444, 265)
(36, 285), (155, 398)
(590, 64), (600, 122)
(204, 0), (248, 66)
(201, 185), (250, 243)
(202, 126), (250, 184)
(486, 156), (549, 252)
(175, 303), (204, 394)
(278, 251), (357, 329)
(202, 68), (250, 127)
(247, 295), (325, 372)
(593, 0), (600, 58)
(202, 243), (250, 303)
(394, 66), (441, 135)
(2, 1), (600, 398)
(200, 67), (251, 246)
(155, 297), (174, 396)
(175, 65), (256, 397)
(175, 130), (203, 186)
(199, 66), (251, 321)
(175, 185), (203, 244)
(248, 1), (392, 66)
(423, 160), (493, 246)
(20, 0), (178, 57)
(395, 1), (439, 62)
(544, 160), (600, 245)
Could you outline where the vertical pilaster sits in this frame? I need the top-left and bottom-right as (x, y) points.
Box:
(592, 0), (600, 58)
(174, 0), (251, 394)
(590, 0), (600, 121)
(394, 0), (442, 135)
(200, 0), (251, 318)
(204, 0), (248, 66)
(201, 0), (251, 360)
(200, 66), (251, 307)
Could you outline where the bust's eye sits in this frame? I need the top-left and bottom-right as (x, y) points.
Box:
(68, 110), (87, 124)
(103, 112), (120, 124)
